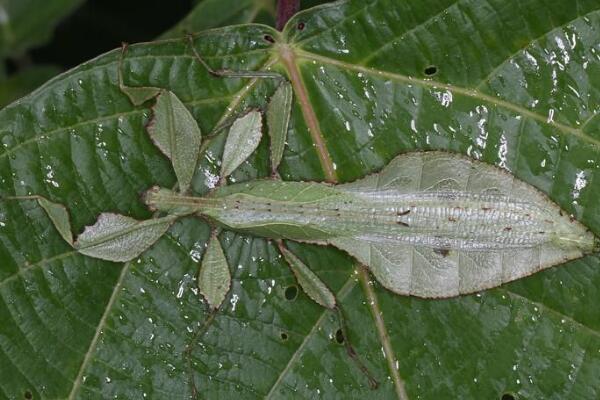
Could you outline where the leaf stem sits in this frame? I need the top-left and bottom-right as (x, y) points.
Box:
(276, 0), (300, 30)
(357, 266), (410, 400)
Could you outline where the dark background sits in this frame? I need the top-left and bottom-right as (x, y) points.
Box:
(16, 0), (194, 73)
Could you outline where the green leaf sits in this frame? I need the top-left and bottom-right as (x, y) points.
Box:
(0, 65), (61, 108)
(37, 196), (73, 246)
(74, 214), (176, 262)
(147, 90), (203, 193)
(160, 0), (277, 39)
(280, 244), (336, 309)
(0, 0), (84, 57)
(267, 82), (293, 172)
(198, 231), (231, 309)
(2, 1), (600, 399)
(220, 109), (263, 179)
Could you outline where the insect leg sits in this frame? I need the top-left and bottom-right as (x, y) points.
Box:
(118, 42), (162, 106)
(183, 306), (220, 400)
(335, 305), (379, 389)
(278, 240), (379, 389)
(186, 34), (284, 81)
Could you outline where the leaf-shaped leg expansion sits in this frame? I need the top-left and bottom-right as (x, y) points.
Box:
(3, 195), (74, 246)
(220, 110), (263, 181)
(74, 213), (177, 262)
(185, 230), (232, 399)
(118, 43), (162, 106)
(3, 196), (175, 263)
(266, 82), (293, 174)
(147, 90), (203, 193)
(119, 44), (203, 193)
(278, 241), (379, 389)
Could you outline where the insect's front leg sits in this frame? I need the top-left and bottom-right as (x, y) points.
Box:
(186, 34), (293, 176)
(118, 42), (163, 106)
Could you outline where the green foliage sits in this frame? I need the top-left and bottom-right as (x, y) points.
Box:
(160, 0), (277, 39)
(1, 0), (600, 399)
(0, 0), (83, 57)
(0, 65), (60, 107)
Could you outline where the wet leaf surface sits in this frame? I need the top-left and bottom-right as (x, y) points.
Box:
(1, 0), (600, 398)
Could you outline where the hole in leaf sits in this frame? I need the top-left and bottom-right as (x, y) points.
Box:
(423, 65), (438, 76)
(297, 22), (305, 30)
(24, 391), (32, 400)
(501, 393), (517, 400)
(263, 34), (275, 43)
(335, 328), (345, 344)
(280, 332), (288, 341)
(284, 285), (298, 300)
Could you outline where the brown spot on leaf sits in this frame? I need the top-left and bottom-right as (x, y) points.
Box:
(434, 248), (450, 257)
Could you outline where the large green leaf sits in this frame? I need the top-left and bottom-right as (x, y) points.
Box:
(160, 0), (276, 39)
(160, 0), (331, 39)
(0, 65), (61, 108)
(1, 0), (600, 399)
(0, 0), (84, 58)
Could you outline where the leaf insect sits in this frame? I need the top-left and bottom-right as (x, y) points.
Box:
(5, 33), (598, 396)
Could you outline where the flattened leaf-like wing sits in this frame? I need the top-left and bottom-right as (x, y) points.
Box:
(330, 237), (587, 298)
(333, 151), (597, 298)
(74, 213), (175, 262)
(148, 90), (202, 193)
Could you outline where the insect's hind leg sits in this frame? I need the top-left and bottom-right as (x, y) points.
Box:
(117, 42), (162, 106)
(186, 33), (284, 81)
(335, 305), (379, 389)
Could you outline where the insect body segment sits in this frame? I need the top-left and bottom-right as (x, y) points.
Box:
(145, 151), (596, 298)
(146, 173), (595, 255)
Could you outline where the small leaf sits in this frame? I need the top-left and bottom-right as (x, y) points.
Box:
(198, 232), (231, 309)
(147, 90), (202, 192)
(120, 86), (162, 106)
(266, 82), (293, 172)
(220, 110), (263, 179)
(74, 213), (175, 262)
(37, 197), (73, 246)
(280, 245), (336, 309)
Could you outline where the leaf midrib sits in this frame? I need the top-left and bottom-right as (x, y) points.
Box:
(293, 49), (600, 147)
(264, 275), (357, 399)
